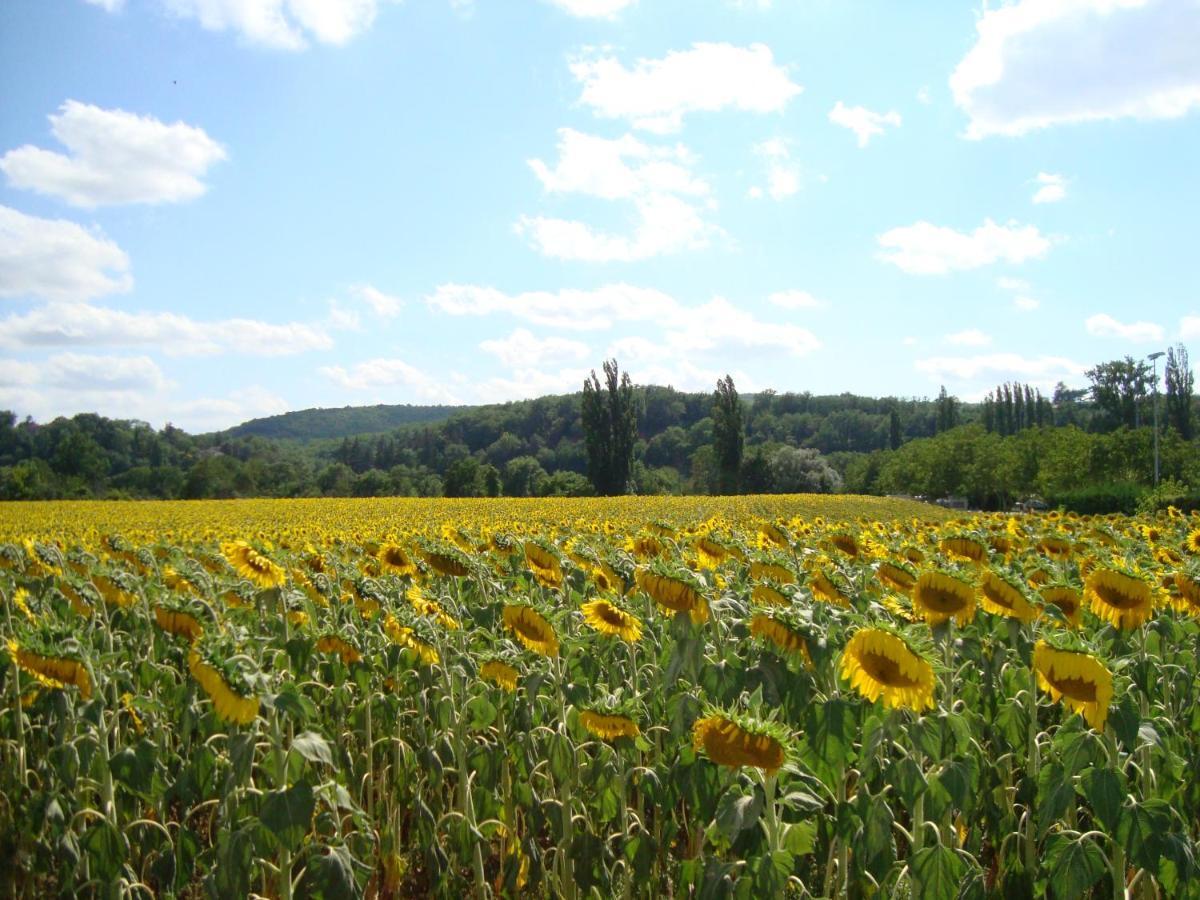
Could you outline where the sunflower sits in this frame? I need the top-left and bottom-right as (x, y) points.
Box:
(315, 634), (362, 665)
(635, 569), (709, 623)
(626, 534), (666, 559)
(1185, 528), (1200, 554)
(1040, 585), (1083, 627)
(752, 583), (791, 607)
(979, 570), (1036, 623)
(377, 543), (418, 577)
(93, 574), (137, 609)
(502, 604), (559, 657)
(589, 560), (626, 595)
(840, 628), (936, 712)
(221, 541), (286, 590)
(579, 709), (640, 741)
(6, 638), (92, 699)
(11, 587), (34, 621)
(57, 581), (93, 617)
(153, 604), (203, 642)
(580, 598), (642, 642)
(1032, 640), (1112, 730)
(524, 542), (564, 589)
(1036, 535), (1073, 560)
(758, 522), (791, 549)
(188, 649), (258, 725)
(694, 536), (736, 568)
(480, 659), (520, 692)
(912, 570), (976, 626)
(940, 536), (986, 564)
(383, 615), (440, 666)
(749, 560), (796, 585)
(1084, 567), (1154, 630)
(692, 713), (787, 773)
(876, 561), (917, 595)
(829, 532), (860, 558)
(807, 568), (852, 608)
(421, 547), (471, 578)
(748, 613), (813, 667)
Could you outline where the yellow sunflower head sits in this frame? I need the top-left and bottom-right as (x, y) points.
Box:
(221, 540), (286, 590)
(578, 705), (641, 742)
(692, 708), (789, 773)
(912, 569), (977, 627)
(1032, 638), (1113, 730)
(377, 543), (418, 577)
(979, 570), (1036, 623)
(479, 657), (521, 693)
(502, 604), (559, 657)
(1039, 584), (1084, 628)
(747, 611), (813, 668)
(1084, 567), (1153, 630)
(580, 598), (642, 642)
(840, 627), (936, 712)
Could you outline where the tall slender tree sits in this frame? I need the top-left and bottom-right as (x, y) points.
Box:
(1165, 344), (1194, 440)
(711, 375), (744, 494)
(581, 359), (637, 495)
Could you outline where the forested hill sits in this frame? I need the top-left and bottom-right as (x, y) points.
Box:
(217, 403), (467, 441)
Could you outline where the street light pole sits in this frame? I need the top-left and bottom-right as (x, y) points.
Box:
(1148, 351), (1165, 486)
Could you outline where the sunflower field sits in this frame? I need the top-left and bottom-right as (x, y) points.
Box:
(2, 495), (1199, 899)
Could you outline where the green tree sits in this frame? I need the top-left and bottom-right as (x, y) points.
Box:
(1086, 356), (1151, 430)
(935, 386), (960, 433)
(580, 359), (637, 496)
(711, 374), (744, 494)
(1165, 344), (1194, 439)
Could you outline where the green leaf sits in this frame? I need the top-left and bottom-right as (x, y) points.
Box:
(857, 793), (895, 881)
(751, 849), (793, 899)
(82, 820), (126, 883)
(1077, 767), (1124, 835)
(715, 789), (763, 843)
(1118, 798), (1173, 872)
(274, 682), (317, 724)
(1044, 833), (1106, 900)
(909, 844), (964, 900)
(803, 698), (856, 788)
(782, 820), (816, 856)
(891, 756), (928, 809)
(466, 695), (497, 729)
(297, 844), (360, 900)
(1108, 695), (1139, 750)
(109, 737), (157, 798)
(292, 730), (333, 766)
(1036, 762), (1074, 836)
(260, 781), (316, 852)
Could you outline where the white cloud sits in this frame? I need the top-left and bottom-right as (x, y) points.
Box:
(319, 357), (460, 402)
(748, 138), (801, 200)
(172, 385), (290, 431)
(768, 289), (825, 310)
(1181, 315), (1200, 339)
(1032, 172), (1067, 204)
(1084, 312), (1165, 343)
(44, 352), (168, 391)
(0, 301), (334, 356)
(473, 365), (594, 403)
(570, 42), (802, 133)
(1, 101), (226, 208)
(877, 218), (1052, 274)
(84, 0), (125, 10)
(426, 283), (682, 330)
(516, 192), (715, 261)
(1014, 295), (1040, 311)
(479, 328), (590, 368)
(915, 352), (1086, 385)
(951, 0), (1200, 139)
(0, 205), (132, 301)
(997, 276), (1031, 291)
(351, 284), (403, 318)
(668, 296), (820, 356)
(528, 129), (709, 201)
(945, 328), (992, 347)
(828, 101), (902, 147)
(917, 85), (932, 105)
(156, 0), (380, 50)
(546, 0), (635, 17)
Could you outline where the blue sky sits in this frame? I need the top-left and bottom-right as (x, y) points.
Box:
(1, 0), (1198, 431)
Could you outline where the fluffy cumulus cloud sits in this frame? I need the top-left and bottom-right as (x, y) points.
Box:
(0, 301), (333, 356)
(518, 129), (717, 261)
(1032, 172), (1067, 204)
(479, 328), (589, 368)
(768, 289), (826, 310)
(352, 284), (403, 317)
(570, 42), (802, 133)
(545, 0), (636, 17)
(748, 138), (801, 200)
(945, 328), (992, 347)
(319, 357), (460, 402)
(951, 0), (1200, 138)
(1084, 312), (1165, 342)
(828, 101), (902, 148)
(1, 101), (226, 208)
(0, 205), (132, 301)
(915, 352), (1086, 386)
(877, 219), (1052, 274)
(107, 0), (385, 50)
(426, 283), (682, 330)
(1181, 315), (1200, 339)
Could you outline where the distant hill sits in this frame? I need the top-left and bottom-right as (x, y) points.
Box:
(218, 403), (468, 441)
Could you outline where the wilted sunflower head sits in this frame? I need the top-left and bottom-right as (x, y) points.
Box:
(692, 706), (790, 773)
(635, 566), (709, 624)
(478, 654), (521, 693)
(748, 610), (814, 669)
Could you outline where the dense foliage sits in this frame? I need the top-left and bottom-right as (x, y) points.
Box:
(2, 496), (1199, 898)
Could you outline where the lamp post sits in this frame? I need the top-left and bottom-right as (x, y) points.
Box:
(1148, 351), (1165, 486)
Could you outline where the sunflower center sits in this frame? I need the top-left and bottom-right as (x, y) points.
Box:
(918, 585), (968, 613)
(1092, 583), (1144, 609)
(982, 583), (1016, 610)
(596, 605), (625, 626)
(1049, 675), (1098, 702)
(859, 650), (920, 687)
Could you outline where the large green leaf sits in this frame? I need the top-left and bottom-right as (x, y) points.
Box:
(1077, 766), (1125, 835)
(909, 844), (964, 900)
(1044, 833), (1107, 900)
(715, 789), (763, 843)
(260, 781), (316, 852)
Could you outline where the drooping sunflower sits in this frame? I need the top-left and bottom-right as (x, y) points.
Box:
(1184, 528), (1200, 555)
(1040, 585), (1083, 628)
(829, 532), (861, 559)
(589, 560), (626, 596)
(420, 547), (471, 578)
(57, 580), (94, 617)
(1036, 535), (1073, 560)
(93, 573), (137, 609)
(221, 541), (286, 590)
(315, 634), (363, 665)
(748, 612), (813, 668)
(749, 560), (796, 585)
(1084, 567), (1154, 629)
(383, 614), (440, 666)
(6, 637), (92, 699)
(580, 598), (642, 642)
(940, 536), (986, 565)
(807, 566), (852, 608)
(635, 569), (709, 623)
(479, 658), (520, 692)
(840, 628), (936, 712)
(1172, 572), (1200, 616)
(758, 521), (791, 549)
(502, 604), (559, 657)
(876, 561), (917, 595)
(188, 648), (259, 725)
(979, 570), (1036, 623)
(912, 570), (976, 626)
(1032, 639), (1112, 730)
(692, 711), (787, 773)
(524, 542), (564, 589)
(153, 604), (204, 642)
(579, 708), (640, 741)
(377, 543), (418, 577)
(752, 583), (791, 607)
